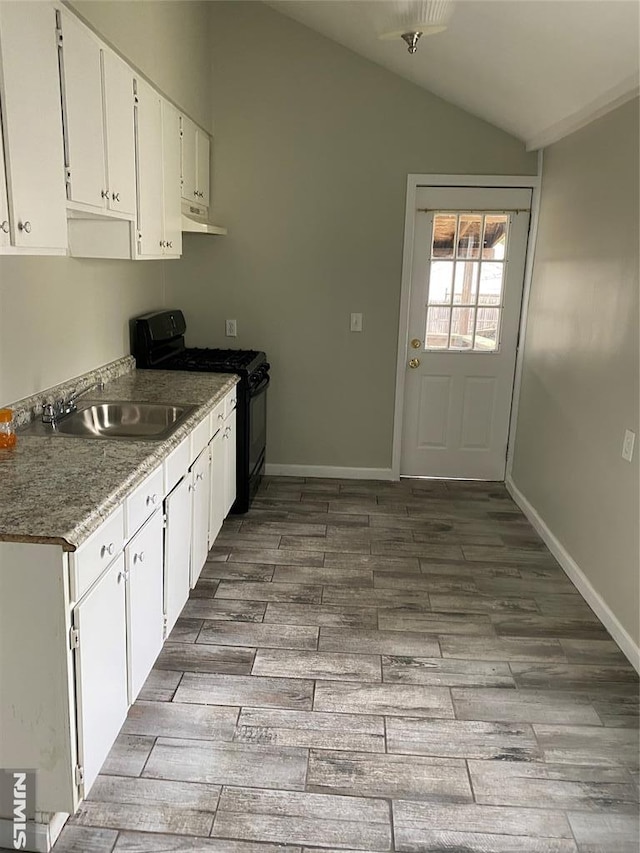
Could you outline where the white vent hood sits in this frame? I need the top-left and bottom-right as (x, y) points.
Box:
(181, 201), (227, 236)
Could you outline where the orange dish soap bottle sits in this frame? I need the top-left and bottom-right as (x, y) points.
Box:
(0, 408), (16, 448)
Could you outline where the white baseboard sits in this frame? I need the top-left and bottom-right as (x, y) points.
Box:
(0, 812), (67, 852)
(506, 475), (640, 673)
(265, 464), (395, 481)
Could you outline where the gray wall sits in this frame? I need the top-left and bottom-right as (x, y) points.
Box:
(512, 99), (640, 646)
(0, 1), (211, 406)
(164, 1), (537, 470)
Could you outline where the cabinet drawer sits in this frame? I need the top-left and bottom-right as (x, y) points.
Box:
(210, 399), (225, 437)
(125, 466), (163, 538)
(225, 389), (238, 419)
(70, 505), (125, 602)
(164, 436), (189, 495)
(189, 414), (210, 465)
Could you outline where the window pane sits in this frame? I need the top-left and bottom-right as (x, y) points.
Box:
(483, 215), (508, 260)
(426, 306), (450, 348)
(453, 262), (479, 304)
(432, 214), (457, 258)
(478, 262), (504, 306)
(428, 261), (454, 304)
(450, 307), (475, 349)
(457, 215), (482, 259)
(474, 307), (500, 350)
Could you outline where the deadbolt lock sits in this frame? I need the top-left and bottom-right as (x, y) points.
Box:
(411, 339), (421, 349)
(408, 358), (420, 369)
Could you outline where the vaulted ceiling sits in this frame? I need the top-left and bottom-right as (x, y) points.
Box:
(266, 1), (640, 149)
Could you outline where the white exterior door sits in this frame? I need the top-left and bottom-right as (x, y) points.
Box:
(400, 186), (531, 480)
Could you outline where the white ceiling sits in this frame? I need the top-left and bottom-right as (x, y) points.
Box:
(266, 0), (640, 149)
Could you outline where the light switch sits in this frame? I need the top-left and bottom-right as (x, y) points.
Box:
(225, 319), (237, 337)
(350, 313), (363, 333)
(622, 429), (635, 462)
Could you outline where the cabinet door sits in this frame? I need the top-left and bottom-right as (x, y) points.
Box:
(161, 100), (182, 256)
(190, 448), (211, 587)
(0, 126), (10, 248)
(196, 127), (210, 207)
(180, 114), (197, 203)
(73, 553), (128, 797)
(164, 475), (192, 636)
(134, 79), (163, 257)
(0, 2), (67, 249)
(224, 408), (237, 516)
(209, 428), (225, 546)
(58, 11), (105, 210)
(126, 510), (164, 701)
(103, 50), (136, 216)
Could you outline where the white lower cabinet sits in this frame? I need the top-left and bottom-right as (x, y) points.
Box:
(190, 447), (211, 587)
(73, 552), (128, 797)
(164, 474), (192, 636)
(126, 509), (164, 701)
(224, 407), (237, 515)
(209, 426), (225, 546)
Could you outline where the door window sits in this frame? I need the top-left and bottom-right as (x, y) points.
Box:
(425, 213), (509, 351)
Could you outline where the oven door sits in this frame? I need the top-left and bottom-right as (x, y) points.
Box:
(249, 373), (269, 476)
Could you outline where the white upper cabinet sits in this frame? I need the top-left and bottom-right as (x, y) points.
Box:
(58, 10), (136, 219)
(102, 51), (137, 216)
(161, 100), (182, 257)
(181, 114), (210, 207)
(134, 78), (164, 257)
(135, 85), (183, 259)
(0, 1), (67, 253)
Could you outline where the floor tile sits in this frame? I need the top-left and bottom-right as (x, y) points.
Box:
(469, 759), (639, 812)
(307, 749), (472, 802)
(491, 613), (609, 640)
(122, 700), (238, 741)
(440, 636), (566, 662)
(113, 835), (301, 853)
(272, 565), (374, 586)
(567, 812), (640, 853)
(70, 800), (213, 836)
(452, 687), (601, 725)
(50, 826), (118, 853)
(430, 593), (538, 613)
(182, 598), (266, 622)
(321, 586), (433, 609)
(137, 670), (182, 702)
(226, 548), (325, 567)
(88, 774), (221, 811)
(101, 734), (155, 777)
(252, 649), (381, 682)
(378, 609), (495, 635)
(197, 621), (319, 650)
(510, 661), (639, 691)
(168, 618), (204, 643)
(201, 562), (275, 582)
(319, 627), (440, 657)
(382, 656), (514, 687)
(143, 736), (307, 790)
(372, 572), (478, 593)
(174, 672), (314, 710)
(324, 553), (421, 572)
(314, 681), (455, 718)
(211, 787), (392, 851)
(215, 580), (322, 604)
(386, 716), (541, 760)
(154, 642), (255, 674)
(264, 602), (377, 628)
(234, 708), (385, 752)
(533, 724), (640, 769)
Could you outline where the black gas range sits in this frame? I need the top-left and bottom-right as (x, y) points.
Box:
(133, 309), (269, 513)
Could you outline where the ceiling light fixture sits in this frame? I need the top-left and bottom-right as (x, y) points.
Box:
(379, 0), (454, 54)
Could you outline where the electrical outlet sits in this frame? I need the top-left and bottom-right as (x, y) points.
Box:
(622, 429), (635, 462)
(350, 312), (363, 332)
(225, 319), (237, 337)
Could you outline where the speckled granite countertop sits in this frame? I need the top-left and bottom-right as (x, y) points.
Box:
(0, 369), (238, 551)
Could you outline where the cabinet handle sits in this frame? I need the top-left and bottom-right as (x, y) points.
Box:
(101, 189), (110, 199)
(101, 542), (116, 558)
(146, 493), (158, 506)
(0, 220), (9, 234)
(134, 551), (145, 564)
(112, 191), (120, 202)
(193, 190), (198, 197)
(196, 472), (204, 482)
(18, 220), (31, 233)
(191, 482), (198, 492)
(167, 241), (173, 249)
(117, 569), (126, 583)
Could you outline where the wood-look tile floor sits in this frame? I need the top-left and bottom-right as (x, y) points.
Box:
(53, 477), (639, 853)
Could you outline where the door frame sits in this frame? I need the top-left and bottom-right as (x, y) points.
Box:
(391, 167), (543, 481)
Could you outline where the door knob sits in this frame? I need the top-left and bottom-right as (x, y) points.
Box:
(408, 358), (420, 369)
(411, 339), (421, 349)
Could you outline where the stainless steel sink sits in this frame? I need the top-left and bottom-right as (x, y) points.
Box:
(21, 401), (196, 441)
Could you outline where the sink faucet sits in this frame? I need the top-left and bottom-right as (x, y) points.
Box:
(42, 379), (105, 426)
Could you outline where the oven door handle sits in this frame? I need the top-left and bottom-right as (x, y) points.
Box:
(250, 375), (270, 397)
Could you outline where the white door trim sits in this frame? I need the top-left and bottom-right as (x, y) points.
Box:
(392, 172), (541, 481)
